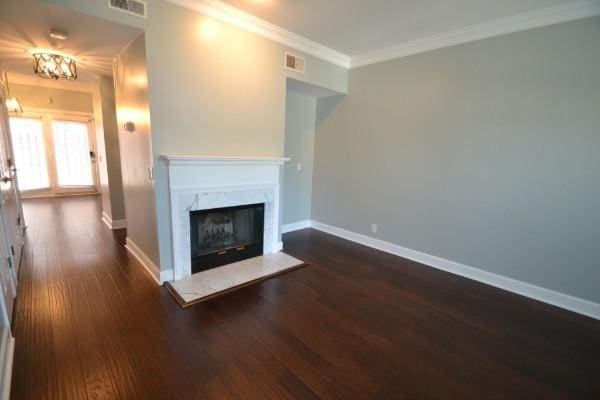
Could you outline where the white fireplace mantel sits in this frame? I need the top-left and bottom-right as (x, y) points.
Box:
(162, 155), (290, 281)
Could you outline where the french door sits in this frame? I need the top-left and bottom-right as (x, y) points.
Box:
(9, 113), (98, 196)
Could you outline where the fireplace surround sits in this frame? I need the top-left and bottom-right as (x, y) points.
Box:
(162, 155), (289, 281)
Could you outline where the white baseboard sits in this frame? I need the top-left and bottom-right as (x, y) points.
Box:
(310, 220), (600, 320)
(0, 330), (15, 400)
(282, 220), (312, 233)
(101, 212), (127, 230)
(125, 237), (173, 284)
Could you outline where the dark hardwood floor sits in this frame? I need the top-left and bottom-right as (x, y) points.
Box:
(10, 195), (600, 399)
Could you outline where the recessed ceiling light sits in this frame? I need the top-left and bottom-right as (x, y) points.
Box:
(49, 29), (68, 40)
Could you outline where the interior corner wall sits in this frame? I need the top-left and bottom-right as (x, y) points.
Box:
(95, 74), (126, 222)
(43, 0), (349, 272)
(312, 16), (600, 304)
(283, 91), (317, 225)
(114, 33), (160, 266)
(142, 0), (348, 272)
(93, 83), (112, 219)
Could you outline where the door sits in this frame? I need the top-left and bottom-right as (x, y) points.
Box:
(9, 113), (98, 197)
(0, 213), (15, 320)
(51, 119), (96, 191)
(0, 81), (22, 295)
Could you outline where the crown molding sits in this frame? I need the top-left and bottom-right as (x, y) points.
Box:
(6, 72), (97, 93)
(164, 0), (350, 68)
(350, 0), (600, 68)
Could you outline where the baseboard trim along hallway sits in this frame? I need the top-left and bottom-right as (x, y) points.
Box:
(283, 220), (600, 320)
(101, 212), (127, 230)
(125, 237), (173, 284)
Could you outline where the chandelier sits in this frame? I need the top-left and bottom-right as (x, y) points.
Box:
(32, 52), (77, 80)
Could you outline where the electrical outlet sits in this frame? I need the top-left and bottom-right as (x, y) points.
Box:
(371, 224), (378, 233)
(296, 163), (302, 171)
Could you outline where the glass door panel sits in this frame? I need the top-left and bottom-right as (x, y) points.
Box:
(8, 117), (49, 191)
(51, 120), (94, 187)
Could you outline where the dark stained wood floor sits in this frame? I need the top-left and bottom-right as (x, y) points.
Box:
(10, 195), (600, 399)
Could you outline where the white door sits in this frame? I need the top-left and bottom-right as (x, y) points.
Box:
(0, 89), (24, 280)
(51, 119), (96, 191)
(0, 77), (17, 400)
(9, 113), (98, 197)
(0, 213), (15, 320)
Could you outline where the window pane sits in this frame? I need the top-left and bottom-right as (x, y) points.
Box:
(9, 117), (49, 191)
(52, 120), (93, 187)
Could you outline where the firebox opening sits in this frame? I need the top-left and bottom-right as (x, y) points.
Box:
(190, 203), (265, 274)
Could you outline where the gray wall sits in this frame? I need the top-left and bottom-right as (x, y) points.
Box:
(313, 17), (600, 303)
(114, 33), (159, 265)
(283, 91), (317, 225)
(141, 0), (348, 271)
(43, 0), (349, 272)
(12, 83), (93, 113)
(94, 74), (126, 222)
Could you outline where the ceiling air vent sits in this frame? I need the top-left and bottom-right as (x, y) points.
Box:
(285, 53), (305, 74)
(109, 0), (147, 18)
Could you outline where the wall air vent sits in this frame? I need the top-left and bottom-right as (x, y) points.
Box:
(285, 53), (305, 74)
(109, 0), (147, 18)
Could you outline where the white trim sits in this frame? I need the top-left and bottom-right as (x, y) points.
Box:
(350, 0), (600, 68)
(160, 155), (290, 166)
(6, 72), (97, 93)
(163, 0), (350, 68)
(125, 237), (173, 284)
(101, 212), (127, 230)
(282, 220), (311, 233)
(20, 107), (94, 119)
(163, 0), (600, 70)
(309, 220), (600, 321)
(0, 331), (15, 400)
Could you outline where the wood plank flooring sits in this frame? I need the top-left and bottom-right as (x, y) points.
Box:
(10, 195), (600, 399)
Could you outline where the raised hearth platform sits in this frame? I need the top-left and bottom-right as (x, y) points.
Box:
(164, 252), (307, 307)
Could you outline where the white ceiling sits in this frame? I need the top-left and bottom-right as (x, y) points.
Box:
(221, 0), (574, 57)
(0, 0), (142, 83)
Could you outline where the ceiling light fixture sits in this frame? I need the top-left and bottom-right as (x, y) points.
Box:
(30, 50), (77, 80)
(3, 72), (23, 114)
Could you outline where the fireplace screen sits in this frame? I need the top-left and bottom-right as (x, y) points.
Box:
(190, 203), (264, 274)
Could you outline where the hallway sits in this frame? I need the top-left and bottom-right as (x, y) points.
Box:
(10, 196), (600, 399)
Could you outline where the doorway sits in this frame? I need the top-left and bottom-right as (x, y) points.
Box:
(9, 111), (98, 197)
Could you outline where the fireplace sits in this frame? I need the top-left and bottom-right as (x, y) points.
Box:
(190, 203), (265, 273)
(162, 155), (288, 281)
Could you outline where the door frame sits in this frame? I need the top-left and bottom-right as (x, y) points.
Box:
(10, 107), (99, 198)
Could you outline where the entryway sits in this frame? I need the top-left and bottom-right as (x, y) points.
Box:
(9, 112), (98, 197)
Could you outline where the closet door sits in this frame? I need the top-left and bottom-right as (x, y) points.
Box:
(0, 214), (14, 320)
(0, 78), (17, 400)
(0, 88), (24, 276)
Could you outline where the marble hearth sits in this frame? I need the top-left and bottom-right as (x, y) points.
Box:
(162, 156), (289, 281)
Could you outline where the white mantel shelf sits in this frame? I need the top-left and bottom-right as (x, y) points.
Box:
(160, 155), (290, 165)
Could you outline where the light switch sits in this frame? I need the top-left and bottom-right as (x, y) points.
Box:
(296, 163), (302, 171)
